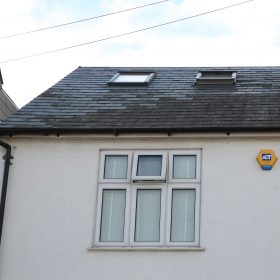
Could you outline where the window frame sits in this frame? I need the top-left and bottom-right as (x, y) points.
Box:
(108, 71), (155, 86)
(94, 184), (131, 247)
(165, 183), (200, 247)
(169, 150), (201, 183)
(99, 151), (132, 183)
(129, 184), (166, 247)
(94, 149), (201, 248)
(131, 151), (167, 182)
(195, 71), (237, 85)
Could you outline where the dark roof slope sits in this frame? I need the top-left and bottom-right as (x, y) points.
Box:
(1, 66), (280, 135)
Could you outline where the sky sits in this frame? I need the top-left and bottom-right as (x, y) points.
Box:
(0, 0), (279, 108)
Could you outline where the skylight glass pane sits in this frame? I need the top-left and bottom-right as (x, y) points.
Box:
(195, 71), (236, 85)
(171, 189), (195, 242)
(115, 74), (149, 83)
(173, 155), (196, 179)
(100, 189), (126, 242)
(104, 155), (128, 179)
(137, 155), (162, 176)
(135, 189), (161, 242)
(201, 73), (232, 79)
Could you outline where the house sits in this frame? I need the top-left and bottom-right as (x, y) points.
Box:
(0, 69), (18, 121)
(0, 66), (280, 280)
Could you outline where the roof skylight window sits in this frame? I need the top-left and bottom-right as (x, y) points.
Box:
(195, 71), (237, 85)
(108, 72), (155, 86)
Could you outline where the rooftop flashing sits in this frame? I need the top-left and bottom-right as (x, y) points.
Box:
(108, 72), (155, 86)
(195, 71), (237, 85)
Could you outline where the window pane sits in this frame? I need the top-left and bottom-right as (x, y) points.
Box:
(115, 74), (149, 83)
(173, 155), (196, 179)
(137, 155), (162, 176)
(135, 190), (161, 242)
(100, 190), (126, 242)
(104, 155), (128, 179)
(171, 189), (196, 242)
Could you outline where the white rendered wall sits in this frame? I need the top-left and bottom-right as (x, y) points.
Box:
(0, 135), (280, 280)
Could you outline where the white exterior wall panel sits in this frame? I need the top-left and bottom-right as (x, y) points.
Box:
(0, 136), (280, 280)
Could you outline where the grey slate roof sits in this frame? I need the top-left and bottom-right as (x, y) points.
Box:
(1, 66), (280, 135)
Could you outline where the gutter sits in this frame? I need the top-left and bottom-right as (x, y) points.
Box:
(0, 140), (11, 247)
(1, 126), (280, 136)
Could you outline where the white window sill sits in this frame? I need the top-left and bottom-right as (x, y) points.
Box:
(88, 246), (205, 252)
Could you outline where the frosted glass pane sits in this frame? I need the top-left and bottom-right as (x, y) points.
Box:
(137, 155), (162, 176)
(115, 74), (149, 82)
(135, 190), (161, 242)
(173, 155), (196, 179)
(104, 155), (128, 179)
(171, 189), (195, 242)
(100, 190), (126, 242)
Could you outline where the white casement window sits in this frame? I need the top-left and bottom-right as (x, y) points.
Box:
(132, 151), (167, 181)
(129, 185), (166, 246)
(99, 151), (132, 183)
(169, 150), (201, 183)
(165, 185), (200, 246)
(95, 184), (130, 246)
(95, 150), (201, 248)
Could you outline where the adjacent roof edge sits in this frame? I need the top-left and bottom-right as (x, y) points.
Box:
(1, 88), (19, 110)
